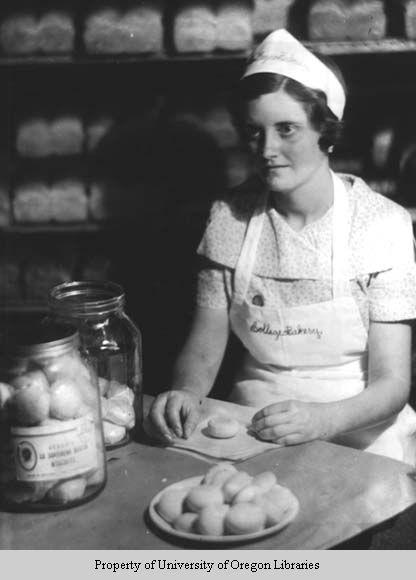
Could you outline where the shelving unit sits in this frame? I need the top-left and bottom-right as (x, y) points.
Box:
(0, 34), (415, 336)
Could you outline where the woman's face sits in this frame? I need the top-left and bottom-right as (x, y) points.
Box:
(243, 90), (327, 195)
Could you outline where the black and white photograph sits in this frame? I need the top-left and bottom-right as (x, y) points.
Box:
(1, 0), (416, 565)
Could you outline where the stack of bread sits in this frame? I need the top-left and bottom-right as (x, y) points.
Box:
(402, 0), (416, 38)
(308, 0), (387, 41)
(155, 463), (297, 536)
(252, 0), (294, 37)
(171, 0), (253, 53)
(84, 1), (164, 54)
(16, 115), (84, 158)
(0, 10), (75, 55)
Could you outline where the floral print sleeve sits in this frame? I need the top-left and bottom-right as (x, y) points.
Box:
(369, 266), (416, 322)
(196, 263), (233, 309)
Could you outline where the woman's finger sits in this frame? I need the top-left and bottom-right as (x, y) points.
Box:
(275, 433), (304, 446)
(165, 394), (185, 438)
(252, 400), (294, 422)
(252, 410), (292, 431)
(181, 403), (200, 439)
(255, 422), (297, 442)
(149, 396), (174, 441)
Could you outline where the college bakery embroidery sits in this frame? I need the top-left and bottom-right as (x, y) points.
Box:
(249, 321), (323, 341)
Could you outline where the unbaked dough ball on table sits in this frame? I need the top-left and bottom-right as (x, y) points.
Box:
(206, 415), (240, 438)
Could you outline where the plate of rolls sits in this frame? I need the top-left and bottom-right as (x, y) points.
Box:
(148, 463), (299, 544)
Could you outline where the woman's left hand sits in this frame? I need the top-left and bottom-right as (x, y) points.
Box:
(251, 400), (333, 445)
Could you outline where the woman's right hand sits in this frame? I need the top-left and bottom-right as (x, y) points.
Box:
(146, 389), (201, 442)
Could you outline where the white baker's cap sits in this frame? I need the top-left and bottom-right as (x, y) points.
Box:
(242, 29), (346, 120)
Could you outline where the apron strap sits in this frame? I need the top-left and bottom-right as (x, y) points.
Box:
(233, 192), (268, 303)
(331, 171), (351, 299)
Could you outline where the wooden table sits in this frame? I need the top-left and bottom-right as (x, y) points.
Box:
(2, 434), (416, 549)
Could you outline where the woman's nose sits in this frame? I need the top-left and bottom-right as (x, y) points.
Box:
(262, 131), (281, 159)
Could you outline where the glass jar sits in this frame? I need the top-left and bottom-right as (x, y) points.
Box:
(0, 321), (106, 511)
(48, 280), (143, 450)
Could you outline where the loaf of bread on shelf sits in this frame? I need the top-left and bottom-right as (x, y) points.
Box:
(252, 0), (294, 37)
(84, 2), (164, 54)
(402, 0), (416, 39)
(215, 0), (253, 52)
(49, 116), (84, 156)
(0, 255), (21, 300)
(13, 181), (53, 223)
(37, 11), (75, 54)
(172, 1), (217, 53)
(0, 13), (38, 55)
(86, 116), (115, 151)
(23, 252), (75, 301)
(307, 0), (347, 41)
(84, 9), (120, 54)
(347, 0), (386, 40)
(16, 118), (52, 158)
(117, 2), (164, 54)
(50, 178), (88, 222)
(17, 116), (83, 157)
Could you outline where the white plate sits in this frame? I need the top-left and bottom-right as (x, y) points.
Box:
(148, 475), (299, 545)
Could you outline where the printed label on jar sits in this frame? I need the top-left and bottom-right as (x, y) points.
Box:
(11, 415), (98, 482)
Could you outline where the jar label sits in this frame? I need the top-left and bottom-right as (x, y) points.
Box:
(11, 415), (98, 482)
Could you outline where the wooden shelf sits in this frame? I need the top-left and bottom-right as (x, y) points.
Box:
(0, 223), (103, 235)
(1, 38), (416, 67)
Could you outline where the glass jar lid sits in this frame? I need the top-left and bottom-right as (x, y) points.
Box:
(0, 320), (79, 358)
(49, 280), (125, 317)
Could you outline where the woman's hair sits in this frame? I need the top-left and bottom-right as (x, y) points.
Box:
(230, 56), (345, 152)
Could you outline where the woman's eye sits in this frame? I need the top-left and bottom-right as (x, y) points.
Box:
(244, 125), (261, 140)
(277, 123), (296, 136)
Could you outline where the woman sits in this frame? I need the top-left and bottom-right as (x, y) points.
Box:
(149, 29), (416, 463)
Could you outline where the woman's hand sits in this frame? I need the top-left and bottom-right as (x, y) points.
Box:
(146, 389), (201, 443)
(251, 400), (333, 445)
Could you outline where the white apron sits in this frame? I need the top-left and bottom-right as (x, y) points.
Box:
(229, 172), (416, 464)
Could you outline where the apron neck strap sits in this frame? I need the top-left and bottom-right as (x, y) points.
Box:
(233, 192), (268, 302)
(331, 171), (350, 299)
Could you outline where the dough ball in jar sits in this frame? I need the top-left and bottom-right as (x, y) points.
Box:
(185, 484), (224, 512)
(156, 487), (188, 523)
(11, 380), (50, 426)
(46, 477), (87, 504)
(49, 377), (84, 420)
(195, 504), (229, 536)
(206, 415), (240, 438)
(224, 502), (266, 535)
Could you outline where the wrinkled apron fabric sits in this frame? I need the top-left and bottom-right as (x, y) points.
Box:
(229, 172), (416, 464)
